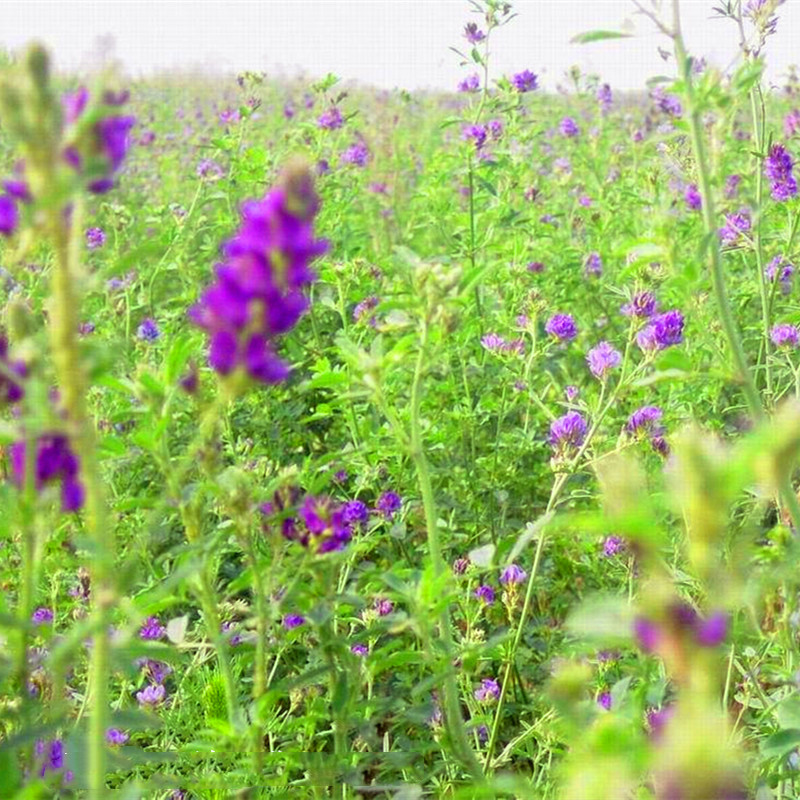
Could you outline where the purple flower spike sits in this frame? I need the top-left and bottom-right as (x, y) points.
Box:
(549, 412), (587, 452)
(189, 163), (327, 384)
(559, 117), (580, 138)
(317, 107), (343, 130)
(684, 183), (702, 210)
(602, 535), (625, 557)
(474, 584), (495, 605)
(86, 227), (106, 250)
(137, 318), (160, 341)
(376, 491), (402, 520)
(586, 341), (622, 379)
(584, 252), (602, 278)
(500, 564), (527, 585)
(139, 616), (166, 641)
(597, 691), (612, 710)
(695, 611), (728, 647)
(136, 683), (166, 708)
(0, 195), (19, 236)
(474, 678), (501, 702)
(458, 73), (480, 93)
(765, 143), (797, 201)
(283, 614), (305, 630)
(464, 22), (486, 44)
(351, 643), (368, 657)
(633, 616), (661, 653)
(106, 728), (129, 745)
(511, 70), (538, 93)
(545, 313), (577, 342)
(771, 323), (800, 348)
(32, 607), (53, 625)
(621, 291), (657, 318)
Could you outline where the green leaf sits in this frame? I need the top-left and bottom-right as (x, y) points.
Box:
(570, 30), (632, 44)
(777, 696), (800, 730)
(761, 728), (800, 758)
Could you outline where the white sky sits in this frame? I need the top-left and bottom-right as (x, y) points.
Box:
(1, 1), (798, 92)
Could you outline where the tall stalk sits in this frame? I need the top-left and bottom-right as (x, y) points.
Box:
(670, 1), (800, 535)
(409, 318), (482, 778)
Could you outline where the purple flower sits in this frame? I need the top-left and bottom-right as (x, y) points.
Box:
(559, 117), (579, 138)
(458, 73), (480, 93)
(647, 705), (675, 741)
(139, 616), (166, 641)
(342, 141), (370, 167)
(487, 118), (503, 139)
(376, 491), (402, 520)
(106, 728), (129, 746)
(474, 584), (496, 605)
(586, 341), (622, 379)
(765, 143), (797, 201)
(353, 295), (379, 326)
(189, 163), (327, 384)
(626, 405), (664, 436)
(637, 310), (684, 352)
(136, 658), (172, 684)
(136, 683), (166, 708)
(62, 87), (89, 124)
(222, 620), (243, 646)
(684, 183), (702, 210)
(85, 113), (136, 193)
(527, 261), (544, 273)
(32, 607), (53, 625)
(511, 70), (538, 93)
(621, 291), (657, 318)
(374, 598), (393, 616)
(481, 333), (506, 351)
(462, 123), (487, 149)
(218, 108), (240, 125)
(10, 434), (84, 511)
(597, 691), (612, 710)
(3, 179), (31, 204)
(137, 318), (160, 341)
(85, 226), (106, 250)
(565, 385), (579, 402)
(36, 738), (66, 778)
(584, 252), (602, 278)
(342, 499), (369, 526)
(603, 535), (625, 557)
(453, 557), (471, 575)
(500, 564), (527, 585)
(766, 255), (794, 294)
(474, 678), (500, 702)
(464, 22), (486, 44)
(0, 195), (19, 236)
(283, 613), (305, 630)
(633, 616), (661, 652)
(197, 158), (224, 180)
(652, 86), (682, 116)
(770, 323), (800, 348)
(718, 209), (751, 244)
(549, 412), (587, 452)
(545, 313), (577, 342)
(553, 157), (572, 176)
(295, 495), (352, 552)
(317, 107), (344, 130)
(351, 643), (368, 657)
(0, 336), (26, 403)
(785, 109), (800, 137)
(695, 611), (728, 647)
(596, 83), (613, 112)
(724, 174), (741, 199)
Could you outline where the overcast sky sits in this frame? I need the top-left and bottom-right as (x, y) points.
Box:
(1, 1), (798, 92)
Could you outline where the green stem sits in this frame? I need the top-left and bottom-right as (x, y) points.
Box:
(48, 199), (113, 800)
(409, 319), (482, 779)
(672, 0), (800, 532)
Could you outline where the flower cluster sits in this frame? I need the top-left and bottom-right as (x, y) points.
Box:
(684, 183), (701, 210)
(61, 87), (136, 194)
(634, 603), (728, 653)
(626, 405), (668, 454)
(770, 323), (800, 348)
(545, 313), (577, 342)
(464, 22), (486, 44)
(586, 341), (621, 379)
(510, 70), (538, 93)
(621, 291), (657, 318)
(481, 333), (524, 354)
(317, 107), (343, 129)
(0, 335), (25, 403)
(9, 434), (84, 511)
(189, 163), (328, 384)
(559, 117), (579, 138)
(636, 310), (685, 353)
(764, 143), (797, 201)
(549, 411), (587, 454)
(765, 255), (794, 294)
(718, 209), (751, 243)
(458, 73), (480, 93)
